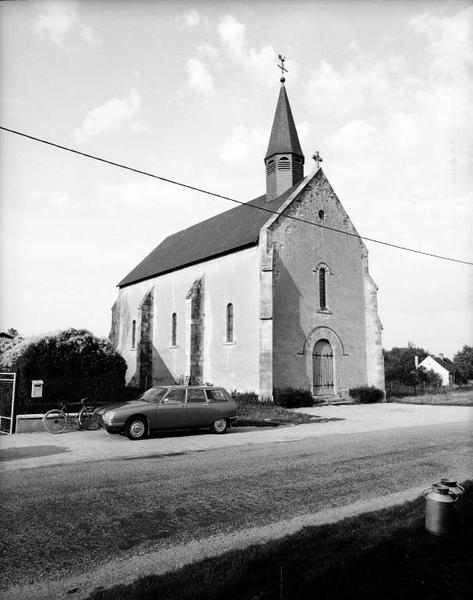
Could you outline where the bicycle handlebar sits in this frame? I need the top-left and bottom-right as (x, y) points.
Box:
(58, 397), (89, 411)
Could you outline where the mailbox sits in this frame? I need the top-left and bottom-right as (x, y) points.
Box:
(31, 380), (44, 398)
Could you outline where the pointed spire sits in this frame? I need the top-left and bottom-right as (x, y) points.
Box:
(264, 60), (305, 201)
(265, 84), (304, 159)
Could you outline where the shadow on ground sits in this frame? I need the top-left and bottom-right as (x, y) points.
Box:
(88, 482), (473, 600)
(0, 446), (70, 461)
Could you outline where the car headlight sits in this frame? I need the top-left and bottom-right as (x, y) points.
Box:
(102, 411), (116, 425)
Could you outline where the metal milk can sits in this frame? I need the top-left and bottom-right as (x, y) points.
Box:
(435, 478), (465, 528)
(424, 484), (458, 536)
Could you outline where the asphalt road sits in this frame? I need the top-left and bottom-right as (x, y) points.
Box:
(1, 420), (472, 592)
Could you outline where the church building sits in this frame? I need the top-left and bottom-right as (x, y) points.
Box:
(110, 69), (385, 400)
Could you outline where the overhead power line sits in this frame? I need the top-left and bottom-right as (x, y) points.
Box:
(1, 125), (472, 267)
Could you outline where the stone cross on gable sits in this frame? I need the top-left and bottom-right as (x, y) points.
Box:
(277, 54), (288, 82)
(312, 151), (323, 169)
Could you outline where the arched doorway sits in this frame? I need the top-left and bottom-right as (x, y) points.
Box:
(313, 339), (334, 396)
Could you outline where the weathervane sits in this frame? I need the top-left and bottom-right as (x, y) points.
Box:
(312, 151), (323, 169)
(277, 54), (288, 83)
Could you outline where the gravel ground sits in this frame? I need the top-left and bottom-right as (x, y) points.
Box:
(2, 402), (471, 472)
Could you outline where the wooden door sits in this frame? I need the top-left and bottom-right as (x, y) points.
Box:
(313, 340), (334, 396)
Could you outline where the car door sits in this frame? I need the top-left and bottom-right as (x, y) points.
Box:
(205, 388), (232, 421)
(185, 388), (212, 427)
(153, 388), (187, 429)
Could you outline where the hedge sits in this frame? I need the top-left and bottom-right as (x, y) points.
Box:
(273, 387), (314, 408)
(0, 328), (127, 413)
(349, 386), (385, 404)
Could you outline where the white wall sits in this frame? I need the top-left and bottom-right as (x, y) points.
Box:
(115, 246), (261, 393)
(419, 356), (450, 386)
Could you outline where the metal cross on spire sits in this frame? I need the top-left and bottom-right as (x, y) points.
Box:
(277, 54), (288, 83)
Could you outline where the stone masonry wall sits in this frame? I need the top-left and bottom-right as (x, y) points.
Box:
(269, 169), (381, 396)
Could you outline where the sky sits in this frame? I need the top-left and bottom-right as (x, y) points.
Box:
(0, 0), (472, 358)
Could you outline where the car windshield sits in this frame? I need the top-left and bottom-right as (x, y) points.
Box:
(139, 387), (167, 402)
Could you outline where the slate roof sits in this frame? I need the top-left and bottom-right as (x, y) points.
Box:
(118, 184), (299, 288)
(265, 84), (303, 159)
(430, 356), (458, 374)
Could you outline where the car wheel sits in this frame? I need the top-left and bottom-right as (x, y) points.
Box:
(126, 417), (147, 440)
(211, 418), (228, 434)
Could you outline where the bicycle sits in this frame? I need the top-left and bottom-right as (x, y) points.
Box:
(42, 398), (99, 434)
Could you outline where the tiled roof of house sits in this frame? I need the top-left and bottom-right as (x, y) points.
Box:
(118, 184), (299, 288)
(430, 356), (458, 373)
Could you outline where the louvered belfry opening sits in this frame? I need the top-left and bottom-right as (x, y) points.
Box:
(312, 339), (334, 396)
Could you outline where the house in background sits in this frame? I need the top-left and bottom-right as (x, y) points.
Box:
(111, 73), (385, 400)
(416, 354), (458, 386)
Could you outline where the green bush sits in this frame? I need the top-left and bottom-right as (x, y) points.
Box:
(231, 389), (314, 408)
(273, 387), (314, 408)
(0, 328), (127, 413)
(231, 391), (260, 407)
(349, 386), (385, 404)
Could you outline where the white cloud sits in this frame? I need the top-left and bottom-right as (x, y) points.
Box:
(296, 121), (311, 142)
(316, 6), (472, 303)
(73, 90), (142, 144)
(220, 126), (266, 165)
(180, 9), (200, 29)
(99, 181), (158, 211)
(305, 57), (405, 119)
(218, 15), (245, 60)
(49, 192), (71, 208)
(29, 188), (71, 208)
(198, 42), (220, 62)
(186, 57), (215, 95)
(129, 120), (151, 133)
(217, 15), (277, 83)
(78, 23), (100, 48)
(327, 120), (378, 155)
(184, 15), (289, 95)
(409, 7), (473, 79)
(32, 1), (98, 48)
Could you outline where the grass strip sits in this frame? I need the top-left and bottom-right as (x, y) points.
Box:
(89, 482), (473, 600)
(235, 401), (316, 425)
(388, 391), (473, 406)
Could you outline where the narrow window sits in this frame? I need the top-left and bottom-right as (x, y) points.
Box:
(226, 303), (234, 343)
(171, 313), (177, 346)
(318, 209), (325, 220)
(131, 320), (136, 349)
(319, 269), (327, 310)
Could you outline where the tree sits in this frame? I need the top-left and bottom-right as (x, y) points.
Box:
(383, 343), (429, 385)
(0, 329), (23, 358)
(453, 345), (473, 382)
(416, 366), (442, 387)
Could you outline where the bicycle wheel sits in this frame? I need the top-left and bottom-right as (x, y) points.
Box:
(43, 409), (68, 434)
(78, 406), (99, 430)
